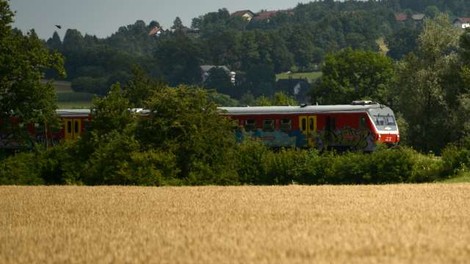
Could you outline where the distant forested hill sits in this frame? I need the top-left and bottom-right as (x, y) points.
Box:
(43, 0), (469, 99)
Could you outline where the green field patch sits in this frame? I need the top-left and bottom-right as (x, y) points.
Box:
(441, 172), (470, 183)
(276, 71), (322, 82)
(50, 80), (95, 109)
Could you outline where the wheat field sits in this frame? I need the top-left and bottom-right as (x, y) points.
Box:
(1, 184), (469, 264)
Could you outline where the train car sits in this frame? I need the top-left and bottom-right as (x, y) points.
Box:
(56, 109), (91, 140)
(0, 109), (91, 151)
(219, 101), (399, 151)
(1, 102), (399, 152)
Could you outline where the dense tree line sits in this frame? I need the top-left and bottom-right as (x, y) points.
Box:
(42, 0), (468, 99)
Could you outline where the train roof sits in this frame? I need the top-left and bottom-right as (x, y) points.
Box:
(219, 103), (392, 116)
(56, 109), (91, 117)
(55, 103), (394, 117)
(55, 108), (150, 117)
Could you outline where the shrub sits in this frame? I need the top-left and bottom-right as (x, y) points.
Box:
(328, 152), (370, 184)
(367, 148), (414, 183)
(293, 150), (326, 184)
(38, 142), (82, 185)
(81, 130), (141, 185)
(0, 152), (44, 185)
(118, 150), (180, 186)
(441, 144), (470, 177)
(235, 139), (270, 185)
(265, 149), (310, 185)
(408, 152), (443, 183)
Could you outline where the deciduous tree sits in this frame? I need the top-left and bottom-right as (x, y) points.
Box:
(312, 48), (394, 104)
(0, 0), (65, 141)
(137, 85), (239, 184)
(394, 14), (462, 152)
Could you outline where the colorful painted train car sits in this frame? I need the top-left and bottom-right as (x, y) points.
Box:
(1, 102), (399, 152)
(219, 101), (399, 151)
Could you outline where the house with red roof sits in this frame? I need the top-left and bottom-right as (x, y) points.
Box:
(231, 10), (255, 22)
(453, 17), (470, 29)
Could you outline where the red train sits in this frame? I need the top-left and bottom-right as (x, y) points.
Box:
(220, 101), (399, 151)
(0, 101), (399, 151)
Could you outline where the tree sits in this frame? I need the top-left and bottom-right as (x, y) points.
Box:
(171, 17), (184, 31)
(154, 34), (202, 86)
(241, 63), (276, 97)
(203, 67), (234, 96)
(136, 86), (239, 184)
(312, 48), (395, 104)
(386, 27), (420, 60)
(46, 31), (62, 51)
(255, 92), (298, 106)
(124, 66), (164, 107)
(394, 14), (462, 152)
(0, 0), (65, 141)
(204, 30), (241, 67)
(286, 25), (317, 69)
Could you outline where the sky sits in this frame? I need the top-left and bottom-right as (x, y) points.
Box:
(9, 0), (314, 40)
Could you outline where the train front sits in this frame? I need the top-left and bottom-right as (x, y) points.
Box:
(368, 106), (400, 146)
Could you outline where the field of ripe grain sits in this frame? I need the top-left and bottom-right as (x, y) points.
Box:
(1, 184), (470, 264)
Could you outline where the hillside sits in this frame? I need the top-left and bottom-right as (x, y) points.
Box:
(44, 0), (469, 102)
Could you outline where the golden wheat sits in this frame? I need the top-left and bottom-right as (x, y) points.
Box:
(1, 184), (469, 263)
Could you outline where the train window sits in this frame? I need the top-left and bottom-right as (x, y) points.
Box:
(326, 117), (336, 131)
(67, 121), (72, 133)
(245, 119), (257, 132)
(374, 115), (396, 126)
(309, 118), (314, 131)
(301, 118), (307, 131)
(386, 115), (396, 125)
(263, 119), (274, 132)
(280, 119), (292, 132)
(375, 116), (385, 126)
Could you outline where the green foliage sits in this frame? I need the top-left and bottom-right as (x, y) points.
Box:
(38, 142), (81, 185)
(394, 14), (463, 153)
(261, 147), (443, 185)
(276, 72), (322, 82)
(138, 85), (239, 184)
(124, 66), (163, 107)
(313, 48), (395, 104)
(386, 27), (420, 60)
(0, 152), (44, 185)
(265, 149), (311, 185)
(89, 84), (136, 135)
(254, 92), (298, 106)
(119, 150), (180, 186)
(71, 76), (108, 94)
(0, 1), (64, 125)
(154, 35), (203, 86)
(234, 145), (446, 186)
(203, 67), (234, 96)
(81, 130), (140, 185)
(235, 139), (270, 185)
(440, 139), (470, 177)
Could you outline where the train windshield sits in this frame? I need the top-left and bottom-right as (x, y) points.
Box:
(369, 108), (398, 131)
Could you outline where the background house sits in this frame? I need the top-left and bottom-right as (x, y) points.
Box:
(230, 10), (255, 22)
(453, 17), (470, 29)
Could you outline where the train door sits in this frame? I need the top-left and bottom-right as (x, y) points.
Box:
(63, 118), (82, 140)
(299, 115), (316, 147)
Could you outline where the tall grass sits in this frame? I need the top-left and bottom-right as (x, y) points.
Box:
(1, 185), (469, 263)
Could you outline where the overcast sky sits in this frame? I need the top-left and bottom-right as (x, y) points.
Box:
(9, 0), (314, 40)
